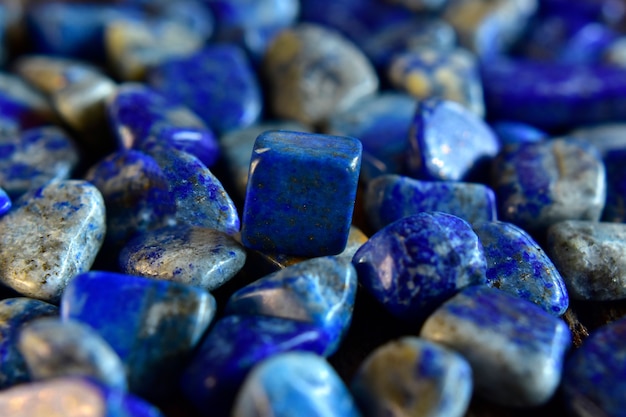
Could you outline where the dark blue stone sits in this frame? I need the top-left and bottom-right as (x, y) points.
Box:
(472, 220), (569, 316)
(406, 98), (500, 181)
(84, 150), (177, 249)
(61, 271), (216, 398)
(601, 149), (626, 222)
(226, 257), (357, 355)
(365, 174), (497, 231)
(0, 73), (54, 134)
(491, 121), (546, 145)
(421, 286), (571, 407)
(0, 298), (57, 389)
(353, 212), (487, 320)
(107, 84), (219, 167)
(149, 44), (262, 134)
(326, 93), (416, 182)
(562, 317), (626, 416)
(181, 315), (332, 416)
(241, 130), (362, 257)
(0, 187), (10, 216)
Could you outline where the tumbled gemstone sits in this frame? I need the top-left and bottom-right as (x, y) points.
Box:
(107, 83), (219, 167)
(0, 298), (57, 389)
(389, 47), (484, 116)
(119, 225), (246, 291)
(61, 271), (216, 398)
(365, 174), (497, 231)
(353, 212), (487, 320)
(0, 126), (79, 198)
(233, 352), (362, 417)
(406, 98), (500, 182)
(561, 317), (626, 416)
(326, 93), (416, 182)
(547, 220), (626, 301)
(226, 256), (357, 354)
(18, 318), (126, 390)
(0, 72), (54, 134)
(472, 220), (569, 315)
(491, 121), (546, 145)
(181, 315), (332, 415)
(0, 180), (105, 302)
(351, 337), (472, 417)
(0, 377), (164, 417)
(149, 44), (262, 134)
(241, 131), (361, 257)
(492, 138), (606, 232)
(0, 187), (10, 216)
(263, 23), (378, 125)
(421, 286), (571, 407)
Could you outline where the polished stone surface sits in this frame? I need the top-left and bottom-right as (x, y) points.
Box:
(0, 187), (10, 216)
(491, 121), (546, 145)
(0, 72), (54, 134)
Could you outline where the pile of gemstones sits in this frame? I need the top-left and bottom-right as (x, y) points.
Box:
(0, 0), (626, 415)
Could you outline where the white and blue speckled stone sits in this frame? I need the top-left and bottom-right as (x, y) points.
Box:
(0, 180), (106, 302)
(420, 286), (571, 407)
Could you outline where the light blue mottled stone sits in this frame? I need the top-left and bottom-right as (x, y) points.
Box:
(233, 352), (361, 417)
(226, 256), (357, 354)
(351, 337), (472, 417)
(421, 286), (571, 407)
(473, 220), (569, 316)
(365, 174), (496, 231)
(18, 318), (126, 390)
(0, 180), (106, 302)
(119, 225), (246, 290)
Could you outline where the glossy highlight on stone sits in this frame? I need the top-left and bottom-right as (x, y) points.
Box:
(0, 187), (10, 216)
(353, 212), (487, 320)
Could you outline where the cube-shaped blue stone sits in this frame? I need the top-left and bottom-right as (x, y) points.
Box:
(241, 131), (362, 257)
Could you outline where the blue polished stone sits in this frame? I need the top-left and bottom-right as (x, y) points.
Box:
(61, 271), (216, 398)
(146, 146), (240, 235)
(0, 187), (10, 216)
(326, 93), (416, 182)
(0, 73), (54, 134)
(119, 225), (246, 291)
(491, 121), (546, 145)
(365, 174), (497, 231)
(0, 377), (164, 417)
(234, 352), (362, 417)
(562, 317), (626, 416)
(351, 337), (472, 417)
(84, 150), (177, 249)
(0, 298), (57, 389)
(241, 130), (362, 257)
(353, 212), (487, 320)
(0, 126), (79, 198)
(18, 318), (126, 390)
(601, 149), (626, 222)
(406, 98), (500, 181)
(157, 1), (214, 41)
(492, 138), (606, 231)
(389, 47), (484, 116)
(149, 44), (262, 134)
(107, 84), (219, 167)
(181, 315), (332, 416)
(226, 256), (357, 354)
(472, 220), (569, 316)
(421, 286), (571, 407)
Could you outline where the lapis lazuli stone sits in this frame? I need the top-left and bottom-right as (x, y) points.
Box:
(0, 187), (10, 216)
(226, 256), (357, 355)
(351, 337), (472, 417)
(107, 83), (219, 167)
(0, 377), (164, 417)
(406, 98), (500, 182)
(353, 212), (487, 320)
(491, 121), (546, 145)
(561, 317), (626, 417)
(0, 72), (54, 134)
(233, 352), (362, 417)
(0, 180), (106, 302)
(61, 271), (216, 398)
(326, 93), (416, 182)
(492, 138), (606, 232)
(241, 130), (362, 257)
(18, 317), (126, 390)
(365, 174), (497, 231)
(0, 126), (79, 198)
(149, 44), (262, 134)
(0, 298), (57, 389)
(472, 220), (569, 316)
(421, 286), (571, 407)
(119, 225), (246, 291)
(181, 315), (332, 416)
